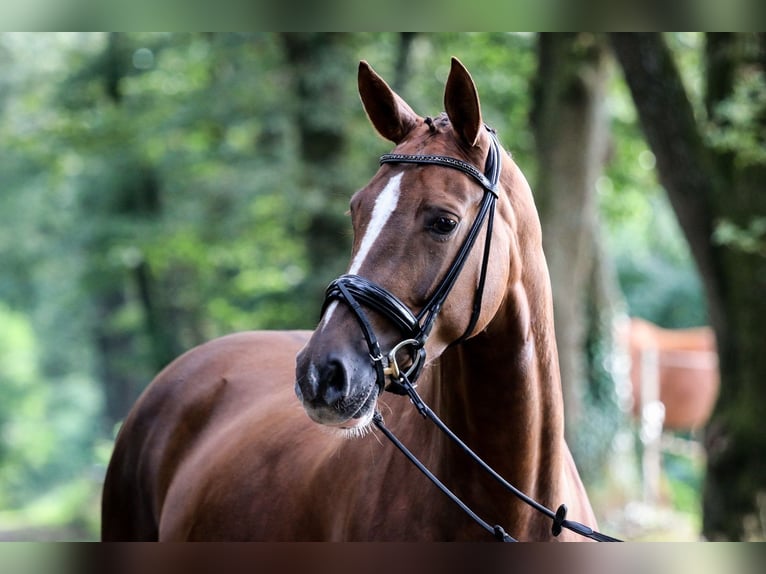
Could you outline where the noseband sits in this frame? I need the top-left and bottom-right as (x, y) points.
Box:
(322, 125), (501, 395)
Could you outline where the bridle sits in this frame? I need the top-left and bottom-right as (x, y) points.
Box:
(323, 124), (500, 396)
(320, 125), (621, 543)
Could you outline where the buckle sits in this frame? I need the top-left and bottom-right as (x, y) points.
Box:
(382, 338), (423, 382)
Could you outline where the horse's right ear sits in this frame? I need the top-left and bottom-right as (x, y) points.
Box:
(358, 61), (420, 144)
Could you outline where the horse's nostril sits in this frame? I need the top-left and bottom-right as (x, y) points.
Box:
(319, 357), (349, 405)
(296, 362), (319, 402)
(297, 357), (351, 408)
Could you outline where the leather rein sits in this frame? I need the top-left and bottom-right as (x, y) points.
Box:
(321, 126), (621, 543)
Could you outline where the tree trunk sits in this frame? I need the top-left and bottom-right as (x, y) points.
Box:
(531, 33), (615, 445)
(611, 32), (766, 541)
(393, 33), (417, 94)
(280, 34), (355, 304)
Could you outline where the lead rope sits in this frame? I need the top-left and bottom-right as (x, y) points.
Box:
(374, 375), (622, 542)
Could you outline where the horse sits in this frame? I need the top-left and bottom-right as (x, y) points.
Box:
(101, 58), (599, 542)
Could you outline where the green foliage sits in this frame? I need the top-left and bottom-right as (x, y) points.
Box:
(0, 304), (101, 523)
(599, 65), (707, 328)
(713, 217), (766, 256)
(707, 70), (766, 166)
(0, 305), (41, 497)
(663, 450), (705, 516)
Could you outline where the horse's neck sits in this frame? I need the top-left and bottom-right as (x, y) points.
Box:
(428, 243), (566, 502)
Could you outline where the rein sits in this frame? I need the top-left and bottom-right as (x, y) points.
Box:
(321, 125), (621, 542)
(372, 377), (622, 542)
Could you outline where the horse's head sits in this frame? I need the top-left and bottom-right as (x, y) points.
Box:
(295, 58), (520, 433)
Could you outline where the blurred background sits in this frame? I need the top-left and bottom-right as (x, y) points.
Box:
(0, 32), (764, 541)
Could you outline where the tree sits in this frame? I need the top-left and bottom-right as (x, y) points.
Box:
(79, 33), (179, 427)
(531, 33), (624, 476)
(280, 33), (357, 304)
(611, 32), (766, 540)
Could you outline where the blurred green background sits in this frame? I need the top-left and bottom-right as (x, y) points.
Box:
(0, 33), (744, 540)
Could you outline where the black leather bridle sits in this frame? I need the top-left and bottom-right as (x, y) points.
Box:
(322, 125), (501, 396)
(318, 125), (621, 542)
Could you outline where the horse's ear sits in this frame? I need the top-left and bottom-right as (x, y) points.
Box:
(444, 57), (482, 147)
(358, 61), (420, 144)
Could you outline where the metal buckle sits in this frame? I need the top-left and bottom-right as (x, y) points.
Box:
(383, 338), (422, 382)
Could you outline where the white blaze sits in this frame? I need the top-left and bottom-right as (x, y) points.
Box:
(321, 173), (403, 328)
(348, 173), (403, 274)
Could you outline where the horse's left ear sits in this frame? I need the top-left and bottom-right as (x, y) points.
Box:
(444, 57), (483, 148)
(358, 60), (420, 144)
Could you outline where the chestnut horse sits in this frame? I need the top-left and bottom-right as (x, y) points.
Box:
(101, 58), (598, 541)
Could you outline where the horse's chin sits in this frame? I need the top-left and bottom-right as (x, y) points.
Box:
(302, 382), (379, 439)
(308, 406), (375, 439)
(331, 410), (376, 439)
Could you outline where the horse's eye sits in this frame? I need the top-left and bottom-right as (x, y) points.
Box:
(430, 216), (458, 236)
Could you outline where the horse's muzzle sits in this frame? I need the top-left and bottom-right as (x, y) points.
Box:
(295, 351), (378, 428)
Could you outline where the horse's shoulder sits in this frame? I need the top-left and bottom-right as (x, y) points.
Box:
(111, 330), (313, 504)
(121, 330), (311, 449)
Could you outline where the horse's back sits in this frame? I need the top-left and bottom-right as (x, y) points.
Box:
(101, 330), (319, 541)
